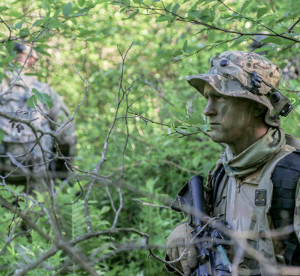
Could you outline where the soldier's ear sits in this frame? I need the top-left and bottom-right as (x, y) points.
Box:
(253, 103), (267, 118)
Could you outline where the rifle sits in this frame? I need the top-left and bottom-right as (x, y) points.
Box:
(171, 175), (232, 276)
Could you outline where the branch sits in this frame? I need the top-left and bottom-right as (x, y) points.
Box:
(289, 17), (300, 33)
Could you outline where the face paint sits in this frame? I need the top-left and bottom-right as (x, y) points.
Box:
(203, 83), (267, 154)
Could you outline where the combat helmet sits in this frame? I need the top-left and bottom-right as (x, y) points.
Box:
(186, 51), (293, 127)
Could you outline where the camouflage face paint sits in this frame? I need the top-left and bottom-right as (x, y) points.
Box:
(203, 83), (268, 155)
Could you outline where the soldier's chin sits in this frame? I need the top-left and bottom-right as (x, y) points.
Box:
(210, 131), (223, 143)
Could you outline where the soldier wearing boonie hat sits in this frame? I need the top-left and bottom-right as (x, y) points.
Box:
(0, 42), (76, 192)
(13, 42), (39, 60)
(166, 51), (300, 275)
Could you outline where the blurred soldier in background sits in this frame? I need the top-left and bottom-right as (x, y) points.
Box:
(0, 42), (77, 193)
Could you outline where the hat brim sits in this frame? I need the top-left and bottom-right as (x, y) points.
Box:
(186, 73), (273, 111)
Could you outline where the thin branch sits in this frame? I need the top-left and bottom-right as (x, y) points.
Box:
(289, 17), (300, 33)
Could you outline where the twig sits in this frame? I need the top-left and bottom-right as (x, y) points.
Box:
(289, 17), (300, 33)
(132, 198), (171, 209)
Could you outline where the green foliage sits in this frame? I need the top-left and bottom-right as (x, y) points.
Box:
(0, 0), (299, 274)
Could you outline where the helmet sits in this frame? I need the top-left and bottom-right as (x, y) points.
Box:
(14, 42), (39, 59)
(186, 51), (293, 127)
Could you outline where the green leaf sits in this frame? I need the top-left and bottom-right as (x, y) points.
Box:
(156, 15), (172, 22)
(42, 1), (50, 10)
(19, 27), (30, 36)
(261, 36), (290, 45)
(27, 95), (37, 108)
(192, 155), (201, 167)
(188, 10), (201, 20)
(123, 9), (139, 20)
(8, 10), (23, 17)
(62, 3), (73, 17)
(0, 129), (5, 143)
(0, 6), (8, 12)
(169, 106), (186, 115)
(35, 46), (51, 57)
(253, 44), (274, 53)
(78, 0), (85, 6)
(231, 36), (250, 47)
(183, 40), (188, 52)
(165, 3), (172, 12)
(240, 0), (251, 12)
(32, 88), (53, 109)
(15, 21), (23, 29)
(257, 7), (268, 19)
(172, 3), (180, 15)
(33, 19), (44, 26)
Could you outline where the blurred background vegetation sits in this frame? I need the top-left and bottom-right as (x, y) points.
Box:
(0, 0), (299, 275)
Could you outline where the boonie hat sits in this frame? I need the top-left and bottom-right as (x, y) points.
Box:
(186, 51), (293, 126)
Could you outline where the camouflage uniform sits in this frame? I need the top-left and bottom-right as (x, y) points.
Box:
(0, 67), (76, 191)
(185, 51), (300, 275)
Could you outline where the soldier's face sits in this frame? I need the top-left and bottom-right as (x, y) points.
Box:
(203, 84), (261, 148)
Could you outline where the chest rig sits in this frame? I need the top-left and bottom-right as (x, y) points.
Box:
(206, 137), (300, 275)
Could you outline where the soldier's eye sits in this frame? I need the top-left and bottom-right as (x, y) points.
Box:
(216, 96), (226, 101)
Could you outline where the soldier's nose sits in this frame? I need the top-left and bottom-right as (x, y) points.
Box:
(204, 101), (216, 117)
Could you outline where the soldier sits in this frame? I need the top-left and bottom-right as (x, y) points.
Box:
(166, 51), (300, 275)
(0, 42), (76, 192)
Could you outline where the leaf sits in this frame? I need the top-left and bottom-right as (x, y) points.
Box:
(62, 3), (73, 17)
(172, 3), (180, 15)
(78, 0), (85, 6)
(27, 95), (37, 108)
(188, 10), (201, 20)
(0, 129), (5, 143)
(257, 7), (268, 19)
(35, 46), (51, 57)
(123, 9), (139, 20)
(261, 36), (290, 45)
(156, 15), (172, 22)
(253, 44), (274, 53)
(192, 155), (202, 167)
(165, 3), (172, 12)
(231, 36), (250, 47)
(33, 19), (44, 26)
(240, 0), (251, 12)
(169, 106), (186, 115)
(183, 40), (188, 52)
(0, 6), (8, 12)
(15, 21), (23, 29)
(32, 88), (53, 109)
(42, 1), (50, 10)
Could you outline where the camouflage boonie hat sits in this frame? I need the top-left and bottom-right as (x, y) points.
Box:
(14, 42), (39, 59)
(186, 51), (293, 127)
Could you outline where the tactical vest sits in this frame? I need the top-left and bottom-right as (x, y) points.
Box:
(208, 135), (300, 275)
(0, 72), (53, 183)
